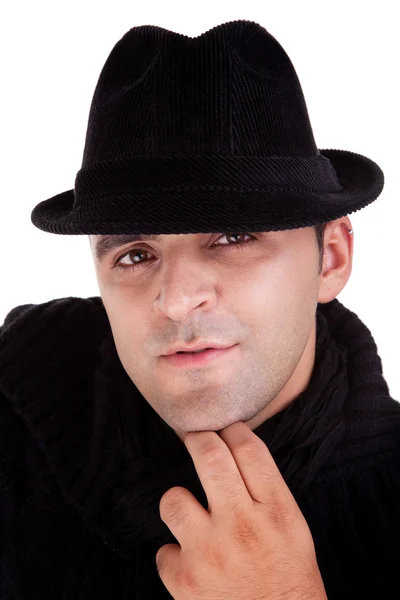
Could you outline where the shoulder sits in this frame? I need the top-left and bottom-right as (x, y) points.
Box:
(1, 295), (105, 334)
(0, 295), (109, 496)
(301, 444), (400, 597)
(0, 296), (109, 534)
(0, 295), (109, 373)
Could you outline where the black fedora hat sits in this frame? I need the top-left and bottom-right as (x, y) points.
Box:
(31, 20), (384, 236)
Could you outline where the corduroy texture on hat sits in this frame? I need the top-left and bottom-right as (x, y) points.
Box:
(30, 20), (384, 236)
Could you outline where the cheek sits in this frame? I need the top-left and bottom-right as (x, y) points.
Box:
(224, 274), (273, 330)
(104, 298), (151, 348)
(230, 258), (312, 323)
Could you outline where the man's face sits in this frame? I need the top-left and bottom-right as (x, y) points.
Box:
(89, 228), (325, 439)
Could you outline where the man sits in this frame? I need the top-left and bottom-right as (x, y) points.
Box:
(1, 19), (399, 600)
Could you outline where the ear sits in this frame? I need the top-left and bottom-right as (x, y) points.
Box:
(317, 218), (354, 304)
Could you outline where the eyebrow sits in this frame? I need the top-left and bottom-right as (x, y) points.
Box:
(94, 234), (161, 264)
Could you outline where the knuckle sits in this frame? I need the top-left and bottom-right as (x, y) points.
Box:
(235, 438), (263, 462)
(276, 506), (296, 530)
(204, 469), (242, 490)
(201, 540), (228, 570)
(266, 496), (296, 531)
(232, 512), (260, 551)
(177, 567), (199, 593)
(202, 444), (225, 467)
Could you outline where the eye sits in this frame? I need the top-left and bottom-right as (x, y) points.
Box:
(113, 233), (257, 272)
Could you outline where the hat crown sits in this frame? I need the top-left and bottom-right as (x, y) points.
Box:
(30, 20), (384, 236)
(81, 19), (318, 166)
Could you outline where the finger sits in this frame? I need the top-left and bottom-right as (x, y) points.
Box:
(219, 422), (299, 512)
(155, 543), (181, 597)
(184, 429), (252, 516)
(159, 485), (209, 547)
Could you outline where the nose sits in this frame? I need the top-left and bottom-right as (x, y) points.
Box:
(153, 255), (217, 321)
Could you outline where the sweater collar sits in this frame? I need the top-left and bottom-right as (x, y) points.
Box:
(0, 296), (395, 541)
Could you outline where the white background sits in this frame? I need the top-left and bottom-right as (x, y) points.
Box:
(1, 1), (399, 400)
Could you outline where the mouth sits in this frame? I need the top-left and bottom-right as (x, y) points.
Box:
(161, 345), (238, 368)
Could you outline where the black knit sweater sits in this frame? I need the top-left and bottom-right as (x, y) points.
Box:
(0, 295), (399, 599)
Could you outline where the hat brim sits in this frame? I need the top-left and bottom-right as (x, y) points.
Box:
(30, 148), (384, 235)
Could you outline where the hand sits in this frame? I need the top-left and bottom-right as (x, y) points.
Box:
(155, 421), (327, 600)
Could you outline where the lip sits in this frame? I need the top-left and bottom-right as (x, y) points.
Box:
(164, 342), (233, 356)
(161, 344), (238, 368)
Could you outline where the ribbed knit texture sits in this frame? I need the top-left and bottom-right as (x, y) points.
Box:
(1, 296), (400, 599)
(30, 21), (384, 235)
